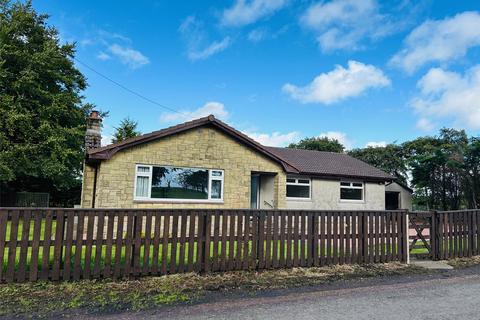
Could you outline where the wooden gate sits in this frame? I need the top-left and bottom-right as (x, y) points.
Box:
(409, 211), (434, 259)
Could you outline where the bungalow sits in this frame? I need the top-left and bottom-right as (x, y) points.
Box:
(81, 112), (412, 210)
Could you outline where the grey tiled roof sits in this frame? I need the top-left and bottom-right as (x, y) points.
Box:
(266, 147), (394, 180)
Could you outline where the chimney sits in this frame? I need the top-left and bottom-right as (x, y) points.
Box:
(85, 110), (102, 151)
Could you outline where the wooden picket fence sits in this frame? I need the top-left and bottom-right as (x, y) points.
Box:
(432, 210), (480, 260)
(0, 208), (408, 283)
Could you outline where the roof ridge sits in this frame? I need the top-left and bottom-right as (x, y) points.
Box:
(266, 146), (348, 155)
(86, 114), (302, 173)
(88, 115), (212, 154)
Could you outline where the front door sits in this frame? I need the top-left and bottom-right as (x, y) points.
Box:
(250, 174), (260, 209)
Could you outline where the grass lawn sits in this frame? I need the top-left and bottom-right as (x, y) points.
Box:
(0, 262), (427, 318)
(2, 239), (404, 275)
(4, 219), (57, 241)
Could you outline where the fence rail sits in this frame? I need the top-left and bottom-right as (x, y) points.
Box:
(0, 208), (408, 283)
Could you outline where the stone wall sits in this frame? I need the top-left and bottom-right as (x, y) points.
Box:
(81, 126), (286, 209)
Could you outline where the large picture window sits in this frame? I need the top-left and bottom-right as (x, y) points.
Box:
(134, 164), (224, 201)
(340, 181), (364, 201)
(286, 176), (311, 199)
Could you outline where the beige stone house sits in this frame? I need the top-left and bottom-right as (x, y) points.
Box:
(81, 112), (412, 210)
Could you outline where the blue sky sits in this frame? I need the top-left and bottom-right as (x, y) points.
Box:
(34, 0), (480, 148)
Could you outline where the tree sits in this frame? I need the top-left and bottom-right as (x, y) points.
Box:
(288, 137), (344, 153)
(403, 129), (468, 210)
(0, 1), (95, 206)
(112, 117), (141, 144)
(348, 144), (408, 184)
(464, 137), (480, 209)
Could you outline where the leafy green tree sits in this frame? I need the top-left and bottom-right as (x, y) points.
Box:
(464, 137), (480, 209)
(0, 1), (95, 206)
(348, 144), (408, 184)
(112, 117), (141, 144)
(288, 137), (344, 153)
(403, 129), (468, 210)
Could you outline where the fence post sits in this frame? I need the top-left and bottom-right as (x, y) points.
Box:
(362, 212), (368, 263)
(131, 213), (138, 271)
(405, 210), (410, 264)
(469, 210), (474, 257)
(201, 212), (210, 273)
(256, 211), (262, 269)
(430, 210), (437, 260)
(309, 213), (315, 266)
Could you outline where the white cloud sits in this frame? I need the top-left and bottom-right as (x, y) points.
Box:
(300, 0), (401, 51)
(101, 134), (113, 146)
(107, 44), (150, 69)
(160, 102), (229, 123)
(248, 29), (267, 42)
(221, 0), (287, 27)
(416, 118), (434, 132)
(188, 37), (231, 61)
(412, 65), (480, 130)
(282, 60), (390, 104)
(365, 141), (387, 148)
(244, 131), (301, 147)
(179, 16), (231, 61)
(96, 51), (111, 61)
(391, 11), (480, 73)
(318, 131), (352, 149)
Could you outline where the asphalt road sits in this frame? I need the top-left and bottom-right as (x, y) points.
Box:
(95, 268), (480, 320)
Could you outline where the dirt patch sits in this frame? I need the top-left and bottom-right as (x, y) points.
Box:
(447, 256), (480, 268)
(0, 263), (426, 318)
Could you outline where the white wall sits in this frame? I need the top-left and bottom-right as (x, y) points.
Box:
(286, 178), (386, 210)
(385, 182), (412, 210)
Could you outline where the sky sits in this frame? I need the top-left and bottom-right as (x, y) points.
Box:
(33, 0), (480, 149)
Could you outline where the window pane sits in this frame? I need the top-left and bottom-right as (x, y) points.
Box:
(135, 176), (149, 197)
(151, 166), (208, 199)
(352, 183), (363, 187)
(212, 171), (222, 177)
(286, 178), (296, 183)
(298, 179), (310, 184)
(340, 182), (350, 186)
(137, 166), (150, 173)
(340, 188), (363, 200)
(287, 185), (310, 198)
(211, 180), (222, 199)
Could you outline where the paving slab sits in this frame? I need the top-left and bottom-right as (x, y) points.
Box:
(410, 259), (453, 270)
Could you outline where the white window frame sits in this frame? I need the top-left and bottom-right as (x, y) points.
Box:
(134, 165), (152, 200)
(208, 170), (224, 201)
(339, 181), (364, 202)
(133, 164), (224, 203)
(286, 176), (311, 200)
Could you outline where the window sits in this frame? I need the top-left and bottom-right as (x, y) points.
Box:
(135, 166), (151, 198)
(286, 176), (311, 199)
(340, 181), (364, 201)
(134, 165), (224, 201)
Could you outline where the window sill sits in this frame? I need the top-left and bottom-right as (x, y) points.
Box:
(133, 199), (224, 204)
(286, 197), (312, 202)
(339, 199), (365, 204)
